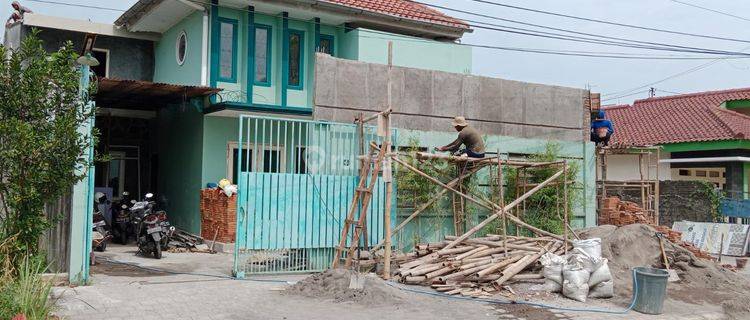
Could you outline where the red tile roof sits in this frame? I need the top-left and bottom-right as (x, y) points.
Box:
(321, 0), (470, 30)
(604, 87), (750, 146)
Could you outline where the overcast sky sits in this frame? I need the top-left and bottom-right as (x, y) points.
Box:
(3, 0), (749, 105)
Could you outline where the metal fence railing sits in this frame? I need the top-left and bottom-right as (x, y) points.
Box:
(233, 115), (396, 276)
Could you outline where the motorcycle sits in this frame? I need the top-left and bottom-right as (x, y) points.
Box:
(92, 192), (111, 252)
(132, 193), (175, 259)
(111, 191), (134, 245)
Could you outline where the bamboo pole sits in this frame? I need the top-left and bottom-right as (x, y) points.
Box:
(369, 163), (487, 253)
(492, 242), (558, 289)
(392, 155), (566, 247)
(382, 41), (394, 280)
(498, 150), (508, 257)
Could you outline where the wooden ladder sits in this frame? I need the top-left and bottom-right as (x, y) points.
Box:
(332, 142), (387, 268)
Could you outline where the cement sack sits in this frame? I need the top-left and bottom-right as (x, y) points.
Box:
(573, 238), (602, 260)
(562, 264), (591, 302)
(588, 258), (613, 287)
(567, 248), (598, 273)
(540, 253), (565, 292)
(588, 280), (614, 299)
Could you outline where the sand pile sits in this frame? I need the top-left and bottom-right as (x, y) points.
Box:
(286, 269), (408, 306)
(579, 224), (750, 318)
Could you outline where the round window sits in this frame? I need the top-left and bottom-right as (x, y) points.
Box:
(176, 31), (187, 65)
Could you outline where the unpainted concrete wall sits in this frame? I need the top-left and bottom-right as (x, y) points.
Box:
(30, 26), (154, 81)
(313, 54), (588, 142)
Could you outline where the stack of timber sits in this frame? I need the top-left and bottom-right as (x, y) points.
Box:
(393, 235), (566, 297)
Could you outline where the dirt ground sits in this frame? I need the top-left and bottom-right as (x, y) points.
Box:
(50, 239), (747, 319)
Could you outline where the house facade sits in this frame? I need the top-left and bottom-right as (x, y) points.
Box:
(6, 0), (598, 282)
(604, 88), (750, 220)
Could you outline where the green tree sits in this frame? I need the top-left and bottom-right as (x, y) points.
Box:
(0, 30), (97, 267)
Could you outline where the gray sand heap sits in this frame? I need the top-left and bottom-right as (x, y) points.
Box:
(579, 224), (750, 319)
(286, 268), (408, 306)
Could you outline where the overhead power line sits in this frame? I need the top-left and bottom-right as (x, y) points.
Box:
(407, 0), (750, 56)
(26, 0), (124, 12)
(25, 0), (750, 60)
(467, 0), (750, 44)
(669, 0), (750, 23)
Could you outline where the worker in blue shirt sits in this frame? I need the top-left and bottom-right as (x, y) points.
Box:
(591, 110), (614, 147)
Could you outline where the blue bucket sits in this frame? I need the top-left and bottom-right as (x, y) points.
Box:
(632, 267), (669, 314)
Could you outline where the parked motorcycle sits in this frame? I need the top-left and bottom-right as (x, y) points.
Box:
(111, 191), (134, 244)
(132, 193), (175, 259)
(92, 192), (111, 252)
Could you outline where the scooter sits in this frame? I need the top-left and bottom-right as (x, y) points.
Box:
(133, 193), (175, 259)
(92, 192), (111, 252)
(111, 191), (134, 244)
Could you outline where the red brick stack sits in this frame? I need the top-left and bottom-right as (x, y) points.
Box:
(200, 189), (237, 243)
(600, 197), (715, 261)
(598, 197), (654, 226)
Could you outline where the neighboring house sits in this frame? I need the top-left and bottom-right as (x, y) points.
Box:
(604, 87), (750, 198)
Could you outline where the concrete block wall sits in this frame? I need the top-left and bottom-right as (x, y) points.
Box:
(313, 53), (588, 142)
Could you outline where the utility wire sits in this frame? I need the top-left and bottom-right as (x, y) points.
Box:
(22, 0), (750, 60)
(409, 0), (750, 56)
(467, 0), (750, 44)
(669, 0), (750, 23)
(26, 0), (125, 12)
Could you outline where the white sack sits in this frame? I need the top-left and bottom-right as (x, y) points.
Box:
(562, 264), (591, 302)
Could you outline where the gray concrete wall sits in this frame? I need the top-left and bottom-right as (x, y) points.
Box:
(29, 26), (154, 81)
(313, 53), (588, 141)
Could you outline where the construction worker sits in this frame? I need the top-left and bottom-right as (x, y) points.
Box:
(436, 116), (485, 158)
(591, 110), (614, 147)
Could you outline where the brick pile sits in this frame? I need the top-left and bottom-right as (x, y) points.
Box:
(200, 189), (237, 243)
(599, 196), (714, 260)
(598, 196), (654, 226)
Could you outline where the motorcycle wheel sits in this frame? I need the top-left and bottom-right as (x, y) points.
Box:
(154, 242), (162, 259)
(96, 242), (106, 252)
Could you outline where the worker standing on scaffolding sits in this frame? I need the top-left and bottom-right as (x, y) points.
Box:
(436, 116), (486, 158)
(591, 110), (614, 147)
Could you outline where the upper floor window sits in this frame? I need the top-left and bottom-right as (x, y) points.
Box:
(254, 24), (272, 86)
(91, 48), (109, 78)
(318, 34), (334, 55)
(176, 30), (187, 65)
(287, 29), (304, 90)
(218, 18), (238, 82)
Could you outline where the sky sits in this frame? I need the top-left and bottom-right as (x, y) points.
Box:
(2, 0), (750, 105)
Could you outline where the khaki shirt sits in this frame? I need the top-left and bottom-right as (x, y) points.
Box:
(442, 126), (485, 154)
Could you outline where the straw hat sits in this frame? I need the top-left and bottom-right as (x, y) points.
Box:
(451, 116), (468, 127)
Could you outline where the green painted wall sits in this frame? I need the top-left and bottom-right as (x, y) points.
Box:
(661, 139), (750, 152)
(157, 103), (205, 234)
(725, 99), (750, 110)
(354, 29), (472, 74)
(154, 11), (204, 86)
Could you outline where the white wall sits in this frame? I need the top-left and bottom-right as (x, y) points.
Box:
(599, 151), (672, 181)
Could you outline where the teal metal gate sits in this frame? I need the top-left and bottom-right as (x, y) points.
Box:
(233, 115), (396, 276)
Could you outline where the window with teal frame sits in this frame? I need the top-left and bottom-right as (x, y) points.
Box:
(254, 24), (272, 86)
(287, 29), (304, 90)
(318, 34), (334, 55)
(218, 17), (238, 83)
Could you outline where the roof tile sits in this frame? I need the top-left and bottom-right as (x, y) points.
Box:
(604, 87), (750, 146)
(321, 0), (470, 29)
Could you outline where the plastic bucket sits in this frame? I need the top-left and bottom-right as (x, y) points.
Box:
(632, 267), (669, 315)
(573, 238), (602, 260)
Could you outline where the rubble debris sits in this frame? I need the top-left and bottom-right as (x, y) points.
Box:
(388, 235), (565, 298)
(166, 229), (211, 253)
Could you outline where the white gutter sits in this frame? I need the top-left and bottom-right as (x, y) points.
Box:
(201, 10), (209, 86)
(659, 156), (750, 164)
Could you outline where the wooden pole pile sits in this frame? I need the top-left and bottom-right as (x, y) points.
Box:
(393, 235), (566, 297)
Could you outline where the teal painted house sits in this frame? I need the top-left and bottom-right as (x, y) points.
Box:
(113, 0), (474, 235)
